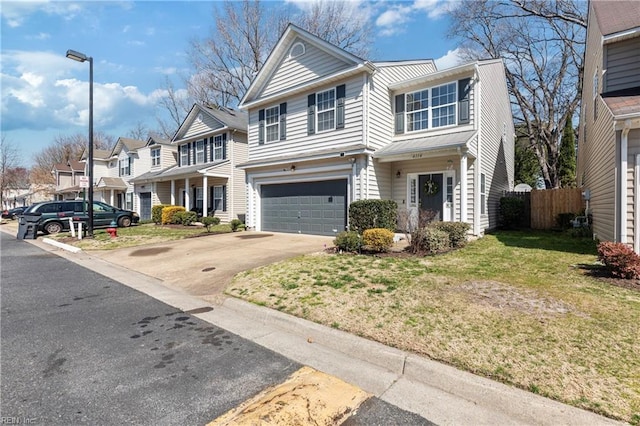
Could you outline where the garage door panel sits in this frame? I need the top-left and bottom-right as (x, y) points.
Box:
(261, 180), (347, 236)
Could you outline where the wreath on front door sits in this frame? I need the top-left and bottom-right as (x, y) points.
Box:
(424, 179), (439, 196)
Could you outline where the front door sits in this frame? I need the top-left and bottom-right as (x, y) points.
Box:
(419, 173), (444, 220)
(140, 192), (152, 220)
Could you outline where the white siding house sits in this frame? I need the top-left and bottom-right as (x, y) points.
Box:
(239, 24), (514, 237)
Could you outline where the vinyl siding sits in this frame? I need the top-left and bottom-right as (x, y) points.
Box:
(184, 114), (224, 139)
(578, 3), (617, 243)
(604, 37), (640, 93)
(230, 134), (249, 220)
(154, 181), (172, 205)
(248, 75), (364, 161)
(368, 63), (438, 152)
(626, 130), (640, 245)
(477, 61), (515, 231)
(261, 38), (354, 97)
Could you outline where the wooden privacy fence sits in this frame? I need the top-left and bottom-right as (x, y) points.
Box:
(530, 188), (585, 230)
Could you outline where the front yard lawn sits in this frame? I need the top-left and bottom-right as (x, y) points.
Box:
(228, 230), (640, 424)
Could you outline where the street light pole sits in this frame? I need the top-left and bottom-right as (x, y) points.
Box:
(66, 49), (94, 237)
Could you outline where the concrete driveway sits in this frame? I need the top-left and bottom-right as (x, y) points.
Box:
(92, 231), (334, 304)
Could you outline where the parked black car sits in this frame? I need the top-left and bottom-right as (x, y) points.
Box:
(2, 206), (28, 220)
(23, 200), (139, 234)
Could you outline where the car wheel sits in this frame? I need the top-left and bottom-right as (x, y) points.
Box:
(44, 221), (63, 234)
(118, 216), (132, 227)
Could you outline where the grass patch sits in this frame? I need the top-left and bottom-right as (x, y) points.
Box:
(228, 230), (640, 423)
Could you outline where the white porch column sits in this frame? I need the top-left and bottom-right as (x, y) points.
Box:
(110, 189), (115, 206)
(170, 180), (176, 205)
(185, 177), (190, 210)
(621, 124), (630, 244)
(202, 175), (209, 216)
(459, 149), (468, 224)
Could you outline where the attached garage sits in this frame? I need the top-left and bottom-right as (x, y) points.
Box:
(261, 179), (347, 236)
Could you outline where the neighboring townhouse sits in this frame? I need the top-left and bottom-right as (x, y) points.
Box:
(577, 0), (640, 251)
(132, 104), (248, 222)
(238, 24), (514, 236)
(52, 160), (86, 200)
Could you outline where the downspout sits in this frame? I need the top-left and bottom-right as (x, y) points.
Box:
(620, 121), (630, 244)
(473, 64), (482, 236)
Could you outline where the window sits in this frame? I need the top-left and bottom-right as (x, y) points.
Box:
(125, 193), (133, 211)
(180, 144), (189, 166)
(196, 187), (203, 212)
(212, 135), (225, 161)
(151, 148), (160, 167)
(265, 106), (280, 142)
(480, 173), (486, 215)
(431, 83), (457, 128)
(213, 186), (224, 211)
(409, 177), (417, 207)
(406, 89), (429, 132)
(196, 139), (205, 164)
(446, 176), (453, 203)
(119, 158), (130, 176)
(317, 88), (336, 132)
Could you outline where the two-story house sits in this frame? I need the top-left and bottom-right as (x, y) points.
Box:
(577, 0), (640, 251)
(135, 104), (248, 222)
(52, 160), (86, 200)
(238, 24), (514, 236)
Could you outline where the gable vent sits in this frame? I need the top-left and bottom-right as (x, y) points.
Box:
(290, 42), (305, 59)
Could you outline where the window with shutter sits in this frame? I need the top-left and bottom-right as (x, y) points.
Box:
(307, 94), (316, 135)
(265, 106), (279, 142)
(458, 78), (471, 125)
(336, 85), (345, 129)
(395, 94), (405, 134)
(279, 102), (287, 140)
(258, 109), (265, 145)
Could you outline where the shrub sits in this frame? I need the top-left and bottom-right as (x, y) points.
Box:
(349, 200), (397, 233)
(152, 204), (169, 224)
(362, 228), (395, 253)
(173, 210), (198, 226)
(430, 221), (471, 248)
(161, 206), (185, 225)
(202, 216), (221, 232)
(334, 231), (362, 252)
(568, 226), (592, 238)
(556, 212), (577, 229)
(597, 241), (640, 279)
(499, 197), (525, 229)
(410, 227), (450, 254)
(230, 218), (243, 232)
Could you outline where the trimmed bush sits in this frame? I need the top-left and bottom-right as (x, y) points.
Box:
(152, 204), (169, 224)
(411, 227), (450, 254)
(334, 231), (362, 252)
(362, 228), (395, 253)
(202, 216), (221, 232)
(499, 197), (525, 229)
(597, 241), (640, 279)
(430, 221), (471, 248)
(349, 199), (397, 233)
(161, 206), (186, 225)
(556, 212), (577, 229)
(173, 210), (198, 226)
(230, 218), (243, 232)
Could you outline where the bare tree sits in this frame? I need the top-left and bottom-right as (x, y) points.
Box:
(30, 132), (115, 186)
(0, 134), (23, 207)
(127, 121), (149, 141)
(155, 76), (192, 139)
(448, 0), (586, 189)
(185, 0), (372, 107)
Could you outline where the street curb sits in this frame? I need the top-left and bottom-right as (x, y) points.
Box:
(41, 237), (82, 253)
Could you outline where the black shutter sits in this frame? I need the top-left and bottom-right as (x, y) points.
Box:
(395, 94), (405, 134)
(222, 185), (227, 212)
(118, 159), (121, 177)
(307, 94), (316, 135)
(336, 84), (346, 129)
(458, 78), (471, 124)
(258, 109), (265, 145)
(209, 186), (214, 213)
(204, 138), (208, 163)
(279, 102), (287, 140)
(192, 187), (196, 211)
(128, 156), (132, 175)
(192, 142), (196, 165)
(222, 133), (228, 160)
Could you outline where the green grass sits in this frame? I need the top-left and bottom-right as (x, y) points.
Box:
(228, 230), (640, 423)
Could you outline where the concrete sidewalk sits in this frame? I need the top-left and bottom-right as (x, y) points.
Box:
(3, 225), (623, 425)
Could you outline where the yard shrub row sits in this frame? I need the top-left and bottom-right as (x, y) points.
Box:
(349, 200), (397, 233)
(202, 216), (221, 232)
(173, 210), (198, 226)
(161, 206), (186, 225)
(597, 241), (640, 279)
(152, 204), (169, 224)
(409, 221), (470, 254)
(334, 231), (362, 252)
(499, 197), (525, 229)
(429, 221), (471, 248)
(362, 228), (395, 252)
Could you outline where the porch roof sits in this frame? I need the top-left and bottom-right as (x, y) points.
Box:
(143, 160), (231, 180)
(237, 144), (370, 169)
(373, 130), (477, 162)
(96, 177), (127, 190)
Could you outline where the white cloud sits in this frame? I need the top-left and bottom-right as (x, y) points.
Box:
(0, 1), (85, 27)
(376, 0), (451, 36)
(434, 48), (464, 70)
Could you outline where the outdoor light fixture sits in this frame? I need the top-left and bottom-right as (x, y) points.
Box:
(396, 170), (401, 178)
(66, 49), (94, 237)
(290, 165), (296, 172)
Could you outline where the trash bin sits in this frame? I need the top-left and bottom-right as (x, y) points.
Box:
(17, 213), (41, 240)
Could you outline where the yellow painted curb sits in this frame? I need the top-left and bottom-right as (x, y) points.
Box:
(208, 366), (372, 425)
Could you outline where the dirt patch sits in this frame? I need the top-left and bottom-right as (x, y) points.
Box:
(453, 280), (583, 318)
(234, 233), (273, 239)
(576, 263), (640, 293)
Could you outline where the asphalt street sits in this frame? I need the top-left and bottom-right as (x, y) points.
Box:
(0, 232), (431, 425)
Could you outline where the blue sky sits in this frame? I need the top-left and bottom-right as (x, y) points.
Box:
(1, 1), (461, 167)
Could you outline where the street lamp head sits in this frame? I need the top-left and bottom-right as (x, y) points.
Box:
(66, 49), (89, 63)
